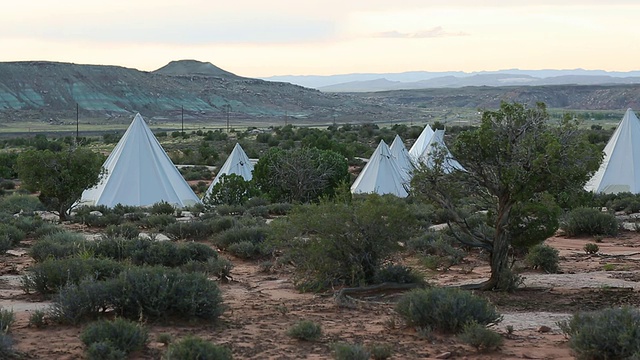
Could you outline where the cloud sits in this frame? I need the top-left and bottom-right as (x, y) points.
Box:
(372, 26), (469, 39)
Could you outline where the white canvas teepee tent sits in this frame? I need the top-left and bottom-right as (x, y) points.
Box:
(585, 108), (640, 194)
(76, 113), (201, 208)
(414, 129), (464, 173)
(351, 140), (408, 197)
(409, 124), (434, 160)
(390, 135), (413, 183)
(204, 143), (254, 197)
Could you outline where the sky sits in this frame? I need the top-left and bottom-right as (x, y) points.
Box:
(2, 0), (639, 78)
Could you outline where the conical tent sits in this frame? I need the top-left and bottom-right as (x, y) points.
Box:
(76, 113), (201, 208)
(351, 140), (408, 197)
(415, 129), (464, 173)
(204, 143), (254, 197)
(390, 135), (413, 183)
(409, 124), (434, 160)
(585, 108), (640, 194)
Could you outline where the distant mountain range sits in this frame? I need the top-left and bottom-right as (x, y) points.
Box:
(263, 69), (640, 92)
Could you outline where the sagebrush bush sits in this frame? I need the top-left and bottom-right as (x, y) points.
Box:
(214, 226), (267, 249)
(583, 243), (599, 254)
(206, 216), (238, 234)
(81, 318), (148, 355)
(165, 336), (232, 360)
(22, 257), (124, 295)
(104, 224), (140, 240)
(369, 343), (393, 360)
(558, 306), (640, 359)
(373, 264), (424, 285)
(0, 194), (44, 214)
(267, 203), (292, 216)
(0, 307), (15, 334)
(395, 287), (502, 333)
(286, 320), (322, 341)
(458, 321), (503, 352)
(164, 221), (213, 240)
(30, 231), (86, 262)
(0, 237), (10, 254)
(0, 224), (25, 246)
(333, 342), (370, 360)
(150, 201), (175, 215)
(137, 214), (176, 230)
(28, 309), (47, 328)
(227, 241), (265, 259)
(562, 207), (618, 237)
(85, 341), (126, 360)
(50, 267), (225, 324)
(180, 257), (233, 280)
(525, 244), (560, 273)
(215, 204), (245, 216)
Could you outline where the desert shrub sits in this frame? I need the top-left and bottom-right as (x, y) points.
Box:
(30, 231), (86, 262)
(156, 333), (172, 345)
(247, 205), (269, 218)
(150, 201), (175, 215)
(33, 223), (64, 238)
(104, 224), (140, 240)
(81, 318), (148, 356)
(245, 197), (270, 208)
(459, 321), (503, 352)
(85, 342), (126, 360)
(558, 306), (640, 359)
(138, 214), (176, 230)
(214, 226), (267, 249)
(0, 194), (44, 214)
(584, 243), (599, 254)
(0, 238), (10, 254)
(0, 180), (15, 190)
(407, 232), (465, 269)
(50, 267), (225, 324)
(164, 221), (212, 240)
(333, 342), (370, 360)
(206, 216), (238, 234)
(227, 241), (265, 259)
(525, 244), (560, 273)
(0, 224), (25, 246)
(395, 287), (502, 333)
(267, 202), (292, 215)
(11, 215), (49, 236)
(22, 257), (124, 295)
(562, 207), (618, 237)
(0, 307), (15, 333)
(373, 264), (424, 285)
(28, 309), (47, 328)
(82, 213), (123, 227)
(165, 336), (232, 360)
(286, 320), (322, 341)
(495, 267), (525, 293)
(0, 334), (14, 359)
(181, 257), (233, 280)
(369, 343), (393, 360)
(215, 204), (246, 216)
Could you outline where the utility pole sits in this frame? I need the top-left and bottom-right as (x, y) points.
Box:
(181, 106), (184, 134)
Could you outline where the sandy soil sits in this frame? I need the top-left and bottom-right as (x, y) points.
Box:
(2, 230), (640, 359)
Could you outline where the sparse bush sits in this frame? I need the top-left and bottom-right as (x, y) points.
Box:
(558, 306), (640, 359)
(0, 194), (44, 214)
(85, 341), (127, 360)
(104, 224), (140, 240)
(81, 318), (148, 356)
(247, 205), (269, 218)
(286, 320), (322, 341)
(458, 321), (503, 352)
(525, 244), (560, 273)
(165, 336), (232, 360)
(562, 207), (618, 237)
(495, 267), (524, 292)
(0, 224), (25, 246)
(333, 342), (370, 360)
(156, 333), (172, 345)
(584, 243), (599, 254)
(0, 180), (15, 190)
(22, 257), (124, 295)
(138, 214), (176, 230)
(373, 264), (424, 285)
(150, 201), (175, 215)
(50, 267), (225, 324)
(214, 226), (267, 249)
(28, 309), (47, 328)
(181, 257), (233, 280)
(369, 343), (393, 360)
(228, 241), (264, 259)
(164, 221), (212, 240)
(0, 307), (15, 334)
(395, 287), (502, 333)
(206, 216), (237, 234)
(0, 237), (9, 254)
(30, 231), (86, 262)
(215, 204), (245, 216)
(267, 202), (292, 216)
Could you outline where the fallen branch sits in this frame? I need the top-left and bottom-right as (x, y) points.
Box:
(334, 282), (424, 303)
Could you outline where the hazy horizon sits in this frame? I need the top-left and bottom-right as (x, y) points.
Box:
(3, 1), (639, 78)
